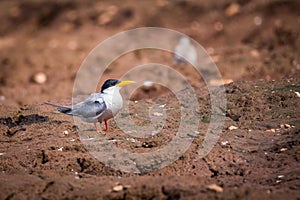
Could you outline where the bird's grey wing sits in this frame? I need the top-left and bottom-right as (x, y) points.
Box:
(71, 94), (107, 118)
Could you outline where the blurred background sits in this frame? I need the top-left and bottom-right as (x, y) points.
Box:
(0, 0), (299, 107)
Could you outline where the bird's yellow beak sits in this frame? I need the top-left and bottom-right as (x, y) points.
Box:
(116, 80), (136, 87)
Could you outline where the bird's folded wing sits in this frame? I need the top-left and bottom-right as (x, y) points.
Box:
(71, 94), (107, 118)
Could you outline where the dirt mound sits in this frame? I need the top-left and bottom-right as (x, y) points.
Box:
(1, 78), (299, 199)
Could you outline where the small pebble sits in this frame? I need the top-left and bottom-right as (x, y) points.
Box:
(151, 130), (159, 136)
(225, 3), (240, 16)
(250, 49), (260, 57)
(63, 130), (69, 135)
(126, 138), (136, 143)
(280, 148), (288, 152)
(153, 112), (163, 117)
(32, 72), (47, 84)
(295, 91), (300, 97)
(228, 125), (238, 131)
(112, 185), (123, 192)
(97, 5), (118, 25)
(254, 16), (262, 26)
(221, 141), (229, 146)
(266, 129), (276, 133)
(58, 147), (63, 151)
(280, 124), (285, 129)
(207, 184), (223, 193)
(280, 124), (292, 129)
(277, 175), (284, 179)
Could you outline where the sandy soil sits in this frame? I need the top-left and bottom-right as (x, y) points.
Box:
(0, 0), (299, 199)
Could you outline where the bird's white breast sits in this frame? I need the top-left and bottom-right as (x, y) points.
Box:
(102, 87), (123, 115)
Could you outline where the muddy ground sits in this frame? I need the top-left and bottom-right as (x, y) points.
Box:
(0, 0), (300, 199)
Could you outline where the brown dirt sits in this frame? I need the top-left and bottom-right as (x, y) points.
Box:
(0, 0), (300, 199)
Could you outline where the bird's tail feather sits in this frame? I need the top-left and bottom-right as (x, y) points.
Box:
(44, 102), (73, 115)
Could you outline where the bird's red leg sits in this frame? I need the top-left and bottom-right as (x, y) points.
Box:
(104, 120), (109, 131)
(93, 122), (101, 133)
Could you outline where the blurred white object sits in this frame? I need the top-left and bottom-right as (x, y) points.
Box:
(254, 16), (262, 26)
(295, 91), (300, 97)
(33, 72), (47, 84)
(143, 81), (153, 87)
(174, 37), (197, 66)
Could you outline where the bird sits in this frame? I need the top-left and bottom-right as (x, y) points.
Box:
(46, 79), (135, 133)
(173, 36), (197, 66)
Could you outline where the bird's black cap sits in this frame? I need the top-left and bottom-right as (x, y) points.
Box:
(101, 79), (120, 92)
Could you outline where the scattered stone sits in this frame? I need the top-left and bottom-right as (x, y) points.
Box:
(151, 130), (159, 136)
(126, 138), (136, 143)
(225, 3), (240, 17)
(279, 124), (285, 129)
(254, 16), (262, 26)
(250, 49), (260, 58)
(280, 148), (288, 152)
(153, 112), (163, 117)
(228, 125), (238, 131)
(97, 5), (118, 25)
(211, 55), (220, 63)
(294, 92), (300, 97)
(221, 141), (229, 146)
(142, 141), (156, 148)
(266, 129), (276, 133)
(0, 152), (5, 156)
(277, 175), (284, 179)
(32, 72), (47, 84)
(57, 147), (64, 151)
(280, 124), (292, 129)
(63, 130), (69, 135)
(112, 185), (123, 192)
(209, 79), (233, 86)
(207, 184), (223, 193)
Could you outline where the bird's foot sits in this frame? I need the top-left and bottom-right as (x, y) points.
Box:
(93, 122), (105, 135)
